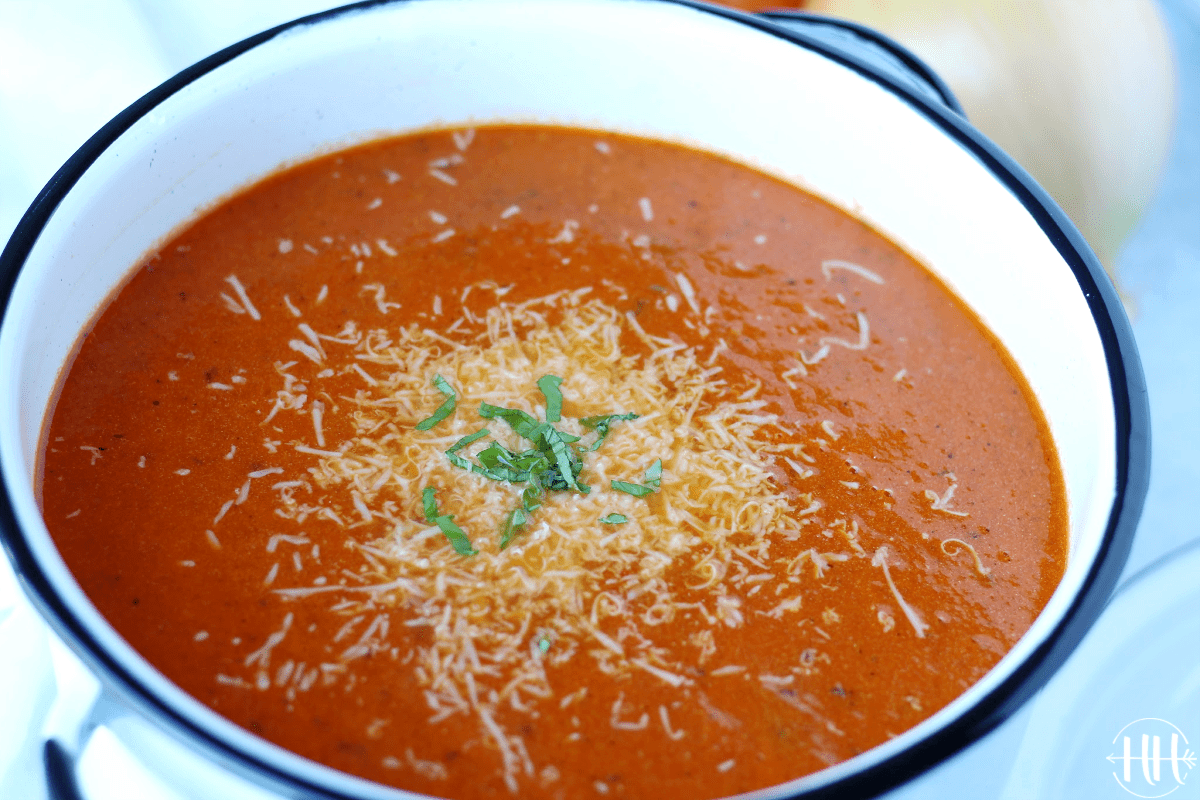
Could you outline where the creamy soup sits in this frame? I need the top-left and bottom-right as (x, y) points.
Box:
(40, 125), (1066, 799)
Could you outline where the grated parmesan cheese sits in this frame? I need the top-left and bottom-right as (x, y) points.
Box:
(253, 287), (825, 792)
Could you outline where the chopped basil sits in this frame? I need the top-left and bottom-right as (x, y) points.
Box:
(611, 480), (655, 497)
(433, 515), (478, 557)
(420, 486), (477, 556)
(499, 484), (546, 550)
(580, 412), (640, 451)
(553, 429), (581, 444)
(415, 374), (457, 431)
(537, 375), (564, 423)
(499, 507), (529, 550)
(599, 513), (628, 524)
(446, 429), (491, 472)
(541, 425), (580, 491)
(644, 459), (663, 489)
(611, 460), (664, 497)
(429, 375), (638, 550)
(479, 402), (541, 439)
(474, 442), (531, 482)
(446, 451), (472, 472)
(421, 486), (438, 522)
(521, 483), (544, 513)
(448, 429), (490, 453)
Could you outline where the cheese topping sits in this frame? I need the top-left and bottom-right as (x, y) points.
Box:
(261, 285), (816, 791)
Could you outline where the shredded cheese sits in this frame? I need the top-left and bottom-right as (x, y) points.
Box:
(820, 259), (884, 285)
(252, 287), (824, 792)
(925, 473), (970, 517)
(941, 538), (991, 577)
(871, 546), (928, 638)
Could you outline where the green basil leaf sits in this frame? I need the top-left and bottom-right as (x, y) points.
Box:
(445, 430), (491, 473)
(521, 483), (544, 513)
(499, 508), (529, 550)
(447, 429), (489, 453)
(537, 375), (564, 423)
(421, 486), (477, 555)
(541, 427), (579, 491)
(433, 514), (477, 556)
(599, 513), (628, 524)
(446, 452), (473, 472)
(479, 403), (541, 439)
(611, 480), (655, 497)
(470, 443), (530, 482)
(644, 458), (663, 489)
(421, 486), (438, 522)
(415, 374), (457, 431)
(580, 412), (639, 451)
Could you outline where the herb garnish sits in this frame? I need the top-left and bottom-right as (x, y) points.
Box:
(477, 400), (588, 493)
(643, 459), (663, 489)
(418, 374), (643, 550)
(580, 412), (639, 452)
(537, 375), (564, 423)
(421, 486), (478, 556)
(611, 459), (663, 497)
(415, 374), (457, 431)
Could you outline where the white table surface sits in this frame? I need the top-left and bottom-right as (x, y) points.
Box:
(2, 1), (1199, 798)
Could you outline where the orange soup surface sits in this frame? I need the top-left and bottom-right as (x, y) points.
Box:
(40, 126), (1066, 799)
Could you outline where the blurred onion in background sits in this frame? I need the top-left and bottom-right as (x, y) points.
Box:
(723, 0), (1177, 287)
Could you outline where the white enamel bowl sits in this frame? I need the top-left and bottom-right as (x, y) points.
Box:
(0, 1), (1149, 798)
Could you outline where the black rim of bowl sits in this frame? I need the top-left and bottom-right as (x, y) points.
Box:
(0, 1), (1151, 798)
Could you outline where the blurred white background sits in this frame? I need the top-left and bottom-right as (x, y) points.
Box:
(2, 1), (1199, 798)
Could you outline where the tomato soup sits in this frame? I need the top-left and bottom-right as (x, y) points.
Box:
(39, 126), (1066, 799)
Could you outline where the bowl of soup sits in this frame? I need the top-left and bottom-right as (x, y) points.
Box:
(0, 1), (1148, 798)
